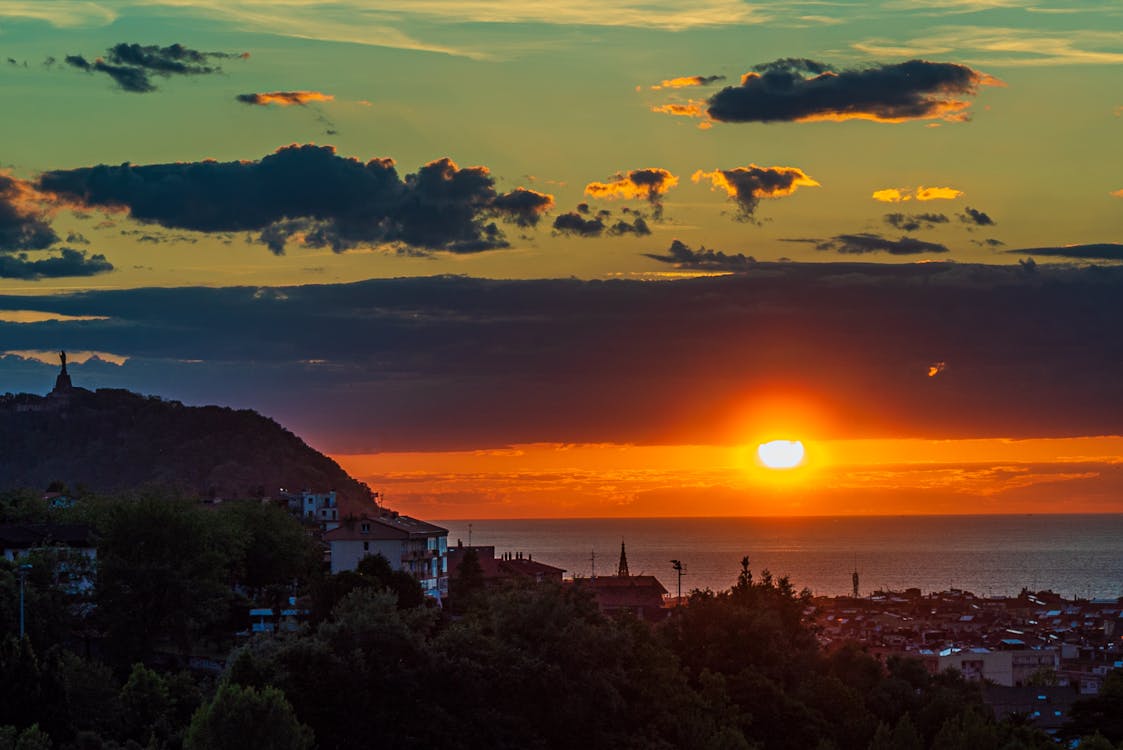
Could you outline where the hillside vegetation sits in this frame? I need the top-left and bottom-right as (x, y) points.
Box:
(0, 388), (368, 503)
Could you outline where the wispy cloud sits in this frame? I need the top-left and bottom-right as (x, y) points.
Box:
(855, 26), (1123, 66)
(35, 0), (772, 59)
(0, 310), (108, 323)
(0, 1), (116, 27)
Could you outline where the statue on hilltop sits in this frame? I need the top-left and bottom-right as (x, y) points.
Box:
(52, 349), (73, 393)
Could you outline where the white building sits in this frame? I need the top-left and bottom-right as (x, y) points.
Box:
(282, 489), (340, 528)
(938, 646), (1059, 686)
(323, 512), (449, 600)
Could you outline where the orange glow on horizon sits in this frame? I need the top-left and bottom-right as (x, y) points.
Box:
(331, 436), (1123, 520)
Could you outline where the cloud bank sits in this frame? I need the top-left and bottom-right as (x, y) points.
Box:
(37, 144), (554, 254)
(6, 264), (1123, 451)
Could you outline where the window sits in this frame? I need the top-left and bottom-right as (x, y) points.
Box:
(361, 523), (370, 533)
(363, 542), (369, 551)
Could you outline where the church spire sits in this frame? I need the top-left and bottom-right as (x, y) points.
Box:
(52, 350), (72, 393)
(617, 540), (630, 577)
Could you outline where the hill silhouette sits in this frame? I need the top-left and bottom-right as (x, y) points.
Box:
(0, 366), (371, 505)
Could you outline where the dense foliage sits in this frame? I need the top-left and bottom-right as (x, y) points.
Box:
(2, 490), (1121, 749)
(0, 388), (368, 502)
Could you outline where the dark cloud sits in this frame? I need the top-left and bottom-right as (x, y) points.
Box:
(585, 168), (677, 219)
(490, 188), (555, 227)
(972, 238), (1005, 247)
(552, 205), (648, 237)
(548, 203), (646, 239)
(608, 217), (650, 236)
(0, 248), (113, 280)
(807, 233), (950, 255)
(37, 145), (555, 255)
(693, 165), (818, 222)
(959, 206), (996, 226)
(884, 212), (949, 232)
(64, 43), (245, 92)
(65, 232), (90, 245)
(1006, 243), (1123, 261)
(0, 175), (58, 251)
(7, 264), (1123, 451)
(553, 212), (605, 236)
(752, 58), (835, 76)
(644, 239), (755, 270)
(704, 58), (999, 124)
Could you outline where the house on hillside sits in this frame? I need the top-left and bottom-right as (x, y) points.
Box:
(446, 543), (565, 587)
(281, 489), (340, 529)
(0, 523), (98, 592)
(323, 512), (449, 600)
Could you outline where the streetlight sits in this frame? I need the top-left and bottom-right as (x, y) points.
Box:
(17, 563), (32, 639)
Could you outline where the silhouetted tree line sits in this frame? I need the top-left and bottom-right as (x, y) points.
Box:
(2, 490), (1122, 749)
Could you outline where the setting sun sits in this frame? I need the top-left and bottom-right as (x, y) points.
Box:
(756, 439), (806, 469)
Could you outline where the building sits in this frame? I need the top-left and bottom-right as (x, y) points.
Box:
(323, 512), (449, 600)
(0, 523), (98, 592)
(281, 489), (340, 528)
(983, 684), (1079, 735)
(938, 646), (1060, 686)
(446, 543), (566, 587)
(566, 542), (670, 622)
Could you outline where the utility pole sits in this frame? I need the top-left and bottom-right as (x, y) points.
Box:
(590, 549), (596, 578)
(467, 523), (473, 546)
(670, 559), (685, 604)
(17, 563), (31, 639)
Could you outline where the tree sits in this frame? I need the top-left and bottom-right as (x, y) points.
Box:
(118, 664), (169, 744)
(0, 637), (41, 730)
(218, 501), (321, 596)
(1063, 669), (1123, 743)
(185, 683), (313, 750)
(96, 495), (233, 666)
(448, 546), (485, 613)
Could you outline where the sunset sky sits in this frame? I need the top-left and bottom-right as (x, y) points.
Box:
(2, 0), (1122, 518)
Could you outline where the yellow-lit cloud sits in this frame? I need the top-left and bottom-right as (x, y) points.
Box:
(650, 75), (724, 90)
(692, 166), (819, 199)
(0, 311), (108, 323)
(650, 101), (707, 118)
(873, 186), (964, 202)
(3, 349), (129, 365)
(236, 90), (335, 106)
(585, 168), (679, 202)
(1111, 188), (1123, 198)
(916, 185), (964, 201)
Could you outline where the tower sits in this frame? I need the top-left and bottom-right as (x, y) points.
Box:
(52, 350), (72, 393)
(617, 540), (629, 577)
(852, 567), (860, 598)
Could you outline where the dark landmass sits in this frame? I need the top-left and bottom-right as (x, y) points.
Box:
(0, 385), (370, 505)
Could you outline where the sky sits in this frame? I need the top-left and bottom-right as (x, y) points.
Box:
(1, 0), (1122, 518)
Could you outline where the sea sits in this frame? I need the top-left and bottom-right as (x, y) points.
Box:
(436, 515), (1123, 600)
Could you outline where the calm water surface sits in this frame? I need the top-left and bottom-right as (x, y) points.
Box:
(436, 515), (1123, 599)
